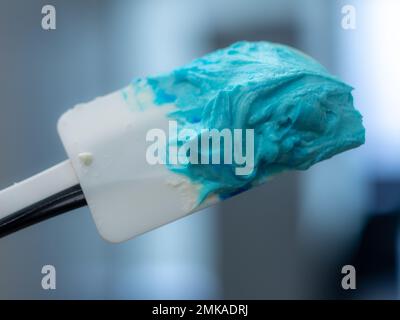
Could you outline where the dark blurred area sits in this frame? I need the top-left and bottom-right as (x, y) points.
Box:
(0, 0), (399, 299)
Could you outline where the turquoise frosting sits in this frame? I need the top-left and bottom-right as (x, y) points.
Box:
(140, 41), (365, 203)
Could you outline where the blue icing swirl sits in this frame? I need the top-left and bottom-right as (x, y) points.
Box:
(141, 41), (365, 203)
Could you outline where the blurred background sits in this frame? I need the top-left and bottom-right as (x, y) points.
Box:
(0, 0), (399, 299)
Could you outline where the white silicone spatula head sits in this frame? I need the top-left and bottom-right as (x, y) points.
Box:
(57, 86), (215, 243)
